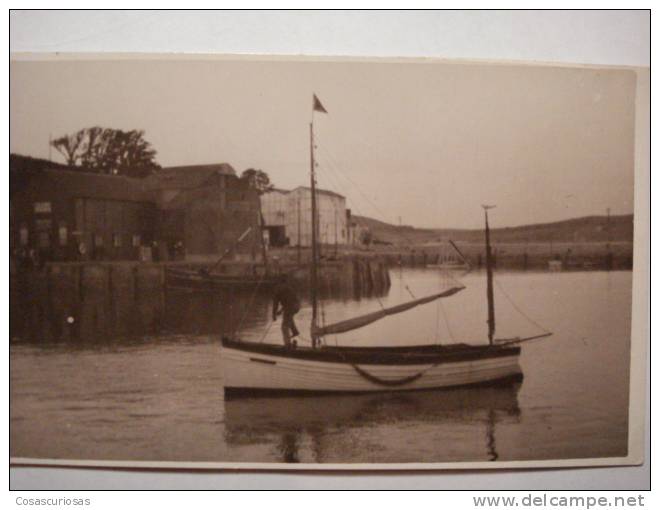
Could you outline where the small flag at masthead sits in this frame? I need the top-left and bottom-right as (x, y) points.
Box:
(313, 94), (328, 114)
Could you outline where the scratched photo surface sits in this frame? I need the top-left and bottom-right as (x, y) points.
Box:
(9, 56), (642, 467)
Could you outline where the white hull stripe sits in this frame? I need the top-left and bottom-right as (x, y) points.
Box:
(221, 346), (522, 392)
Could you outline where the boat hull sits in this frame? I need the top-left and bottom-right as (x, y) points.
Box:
(166, 268), (278, 291)
(425, 264), (470, 270)
(221, 340), (522, 396)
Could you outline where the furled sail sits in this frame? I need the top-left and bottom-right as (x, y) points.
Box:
(313, 286), (465, 337)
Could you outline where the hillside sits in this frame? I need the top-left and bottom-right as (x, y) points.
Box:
(354, 214), (634, 246)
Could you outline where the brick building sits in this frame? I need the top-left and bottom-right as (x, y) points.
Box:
(143, 163), (261, 262)
(10, 155), (262, 263)
(10, 155), (155, 262)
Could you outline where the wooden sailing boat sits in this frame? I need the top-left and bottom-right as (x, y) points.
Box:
(166, 223), (279, 291)
(425, 240), (472, 270)
(220, 95), (551, 396)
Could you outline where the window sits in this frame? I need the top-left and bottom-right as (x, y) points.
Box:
(19, 225), (28, 246)
(113, 233), (122, 248)
(34, 202), (52, 214)
(132, 234), (141, 247)
(58, 224), (68, 246)
(35, 219), (52, 230)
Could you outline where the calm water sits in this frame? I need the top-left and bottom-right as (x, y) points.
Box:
(10, 269), (631, 463)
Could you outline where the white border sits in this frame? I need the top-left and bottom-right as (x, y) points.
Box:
(7, 9), (650, 490)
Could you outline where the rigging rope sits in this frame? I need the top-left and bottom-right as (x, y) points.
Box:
(438, 298), (455, 344)
(234, 274), (265, 335)
(331, 347), (439, 387)
(493, 277), (551, 334)
(258, 319), (274, 343)
(316, 160), (422, 319)
(317, 146), (424, 250)
(351, 364), (426, 387)
(405, 286), (417, 300)
(434, 297), (440, 345)
(316, 149), (424, 269)
(312, 144), (464, 348)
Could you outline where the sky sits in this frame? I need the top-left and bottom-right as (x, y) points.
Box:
(10, 56), (637, 229)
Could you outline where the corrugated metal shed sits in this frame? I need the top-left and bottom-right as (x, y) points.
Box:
(291, 186), (345, 200)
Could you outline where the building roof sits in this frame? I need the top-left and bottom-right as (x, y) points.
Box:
(291, 186), (345, 200)
(10, 154), (72, 173)
(11, 167), (150, 202)
(265, 188), (290, 195)
(10, 154), (245, 204)
(143, 163), (236, 190)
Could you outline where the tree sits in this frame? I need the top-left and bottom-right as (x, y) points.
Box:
(241, 168), (274, 195)
(51, 130), (86, 166)
(50, 127), (161, 177)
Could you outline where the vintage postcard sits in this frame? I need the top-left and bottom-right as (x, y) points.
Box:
(9, 54), (648, 469)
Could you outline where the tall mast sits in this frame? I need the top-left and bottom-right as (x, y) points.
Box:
(296, 195), (301, 265)
(258, 207), (269, 275)
(309, 94), (328, 348)
(334, 206), (338, 256)
(310, 121), (319, 347)
(483, 205), (496, 345)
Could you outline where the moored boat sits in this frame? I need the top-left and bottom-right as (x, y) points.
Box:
(425, 262), (470, 270)
(425, 240), (472, 270)
(166, 226), (278, 291)
(166, 266), (278, 292)
(221, 339), (522, 396)
(220, 95), (551, 396)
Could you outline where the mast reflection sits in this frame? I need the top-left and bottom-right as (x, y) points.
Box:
(223, 382), (521, 463)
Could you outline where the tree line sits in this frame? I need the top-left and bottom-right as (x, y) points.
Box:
(51, 127), (160, 178)
(50, 127), (275, 190)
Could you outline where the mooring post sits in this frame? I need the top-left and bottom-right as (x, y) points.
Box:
(77, 264), (84, 303)
(133, 265), (139, 303)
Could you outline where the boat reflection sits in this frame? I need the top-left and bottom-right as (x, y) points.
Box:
(223, 382), (521, 463)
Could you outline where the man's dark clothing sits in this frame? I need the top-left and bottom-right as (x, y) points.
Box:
(273, 282), (301, 346)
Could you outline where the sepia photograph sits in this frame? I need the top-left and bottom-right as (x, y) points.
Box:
(9, 53), (647, 469)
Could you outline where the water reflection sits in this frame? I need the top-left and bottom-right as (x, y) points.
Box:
(278, 432), (301, 463)
(223, 383), (521, 463)
(11, 270), (633, 462)
(10, 271), (390, 344)
(486, 409), (498, 461)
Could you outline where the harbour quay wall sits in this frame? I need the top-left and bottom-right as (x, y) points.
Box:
(279, 256), (391, 296)
(10, 256), (391, 342)
(376, 241), (633, 270)
(10, 255), (391, 299)
(10, 262), (169, 342)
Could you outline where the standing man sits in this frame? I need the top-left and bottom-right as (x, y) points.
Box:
(272, 273), (301, 348)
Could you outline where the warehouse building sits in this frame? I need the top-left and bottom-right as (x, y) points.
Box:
(10, 155), (261, 263)
(10, 155), (155, 262)
(261, 186), (351, 248)
(260, 188), (290, 247)
(143, 163), (261, 262)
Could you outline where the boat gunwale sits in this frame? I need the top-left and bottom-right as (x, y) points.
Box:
(221, 338), (521, 365)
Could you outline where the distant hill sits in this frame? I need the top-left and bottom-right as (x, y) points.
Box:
(354, 214), (634, 246)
